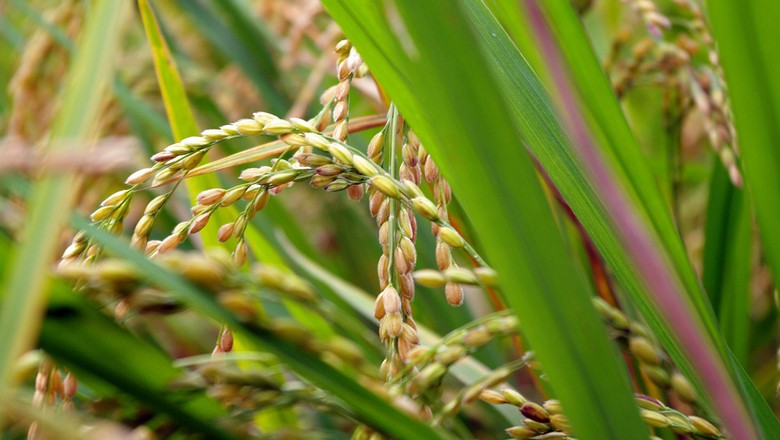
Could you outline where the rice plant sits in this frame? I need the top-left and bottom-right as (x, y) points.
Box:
(0, 1), (778, 439)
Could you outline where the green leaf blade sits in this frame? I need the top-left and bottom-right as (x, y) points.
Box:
(324, 1), (648, 438)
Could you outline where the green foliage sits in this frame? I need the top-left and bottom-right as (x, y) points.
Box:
(0, 1), (778, 439)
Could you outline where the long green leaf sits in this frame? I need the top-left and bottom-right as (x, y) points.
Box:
(40, 282), (243, 440)
(448, 2), (773, 437)
(137, 0), (224, 249)
(323, 1), (647, 439)
(707, 3), (780, 435)
(516, 1), (773, 436)
(173, 0), (290, 114)
(708, 0), (780, 295)
(0, 0), (131, 406)
(137, 0), (198, 139)
(702, 164), (751, 365)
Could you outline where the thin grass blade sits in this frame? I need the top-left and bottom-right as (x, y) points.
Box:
(0, 0), (131, 407)
(702, 165), (751, 365)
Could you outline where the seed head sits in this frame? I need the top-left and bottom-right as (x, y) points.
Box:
(485, 316), (519, 334)
(377, 254), (389, 288)
(445, 282), (464, 306)
(329, 142), (353, 164)
(369, 190), (384, 217)
(304, 133), (331, 150)
(252, 112), (278, 125)
(315, 164), (344, 177)
(352, 154), (378, 177)
(399, 236), (416, 265)
(416, 363), (447, 390)
(90, 205), (115, 222)
(479, 389), (508, 405)
(394, 246), (410, 274)
(375, 199), (390, 226)
(549, 414), (571, 433)
(267, 169), (299, 186)
(201, 128), (228, 141)
(502, 388), (527, 406)
(63, 373), (77, 399)
(402, 144), (418, 168)
(220, 187), (246, 207)
(398, 208), (414, 239)
(335, 39), (351, 55)
(196, 188), (226, 206)
(629, 336), (661, 365)
(398, 272), (415, 300)
(289, 117), (316, 132)
(520, 418), (550, 434)
(152, 168), (181, 186)
(189, 212), (211, 234)
(671, 372), (697, 402)
(100, 189), (130, 206)
(462, 326), (491, 347)
(438, 226), (465, 248)
(215, 125), (238, 137)
(333, 100), (348, 122)
(152, 152), (176, 163)
(253, 190), (270, 213)
(347, 184), (364, 200)
(367, 131), (385, 163)
(217, 223), (235, 242)
(232, 118), (264, 135)
(634, 393), (665, 411)
(436, 241), (451, 270)
(413, 269), (446, 288)
(140, 240), (159, 255)
(310, 174), (336, 188)
(382, 313), (402, 339)
(233, 240), (248, 266)
(133, 214), (155, 238)
(374, 291), (386, 320)
(337, 60), (351, 81)
(61, 242), (86, 260)
(423, 157), (439, 182)
(370, 175), (400, 198)
(280, 132), (306, 146)
(689, 416), (720, 437)
(158, 234), (182, 254)
(405, 345), (428, 363)
(219, 329), (234, 352)
(520, 402), (550, 423)
(639, 409), (670, 428)
(435, 345), (467, 365)
(542, 399), (563, 414)
(444, 267), (478, 284)
(505, 426), (536, 439)
(667, 412), (695, 434)
(125, 167), (155, 185)
(381, 286), (402, 315)
(262, 119), (294, 135)
(400, 323), (419, 346)
(181, 136), (210, 148)
(434, 179), (452, 205)
(401, 180), (423, 198)
(411, 197), (438, 221)
(474, 267), (499, 287)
